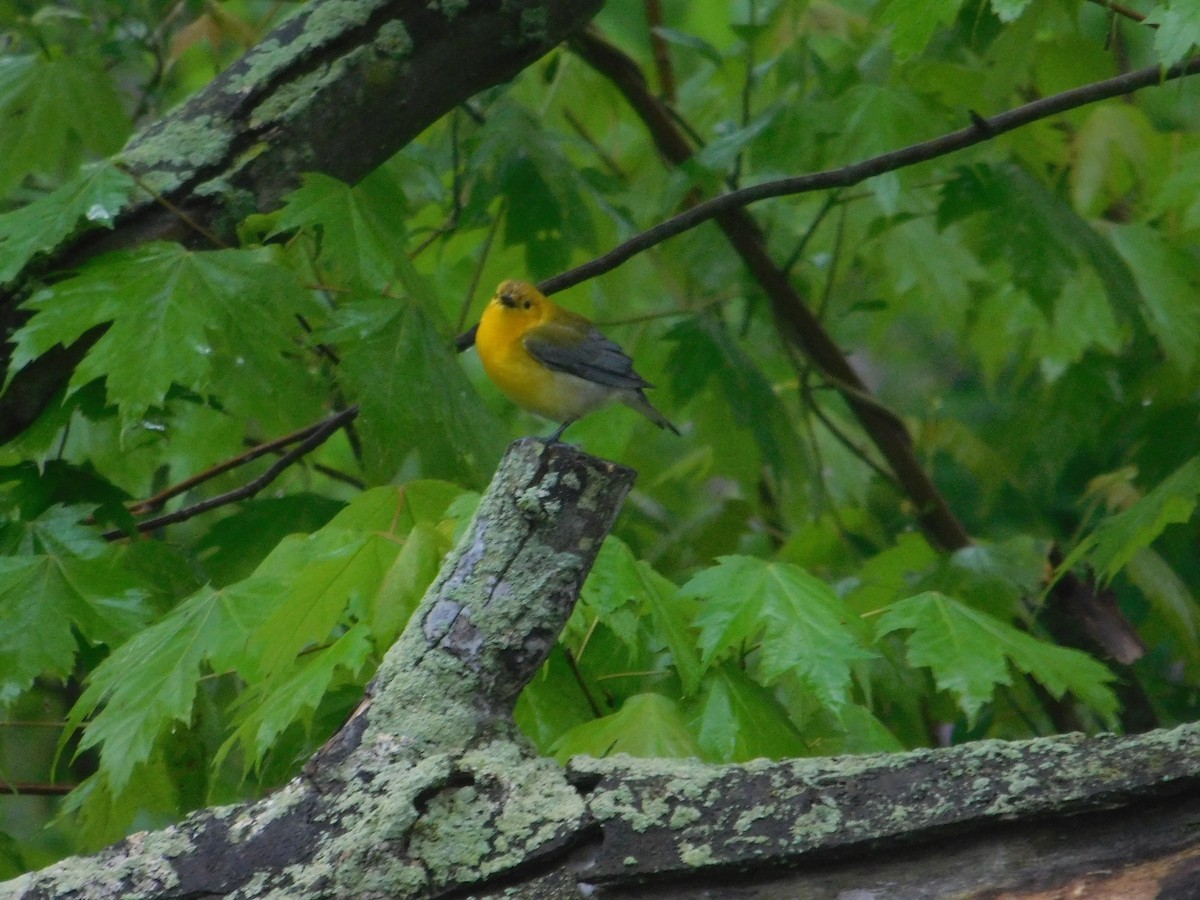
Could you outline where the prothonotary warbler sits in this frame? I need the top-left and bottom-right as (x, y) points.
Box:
(475, 279), (680, 442)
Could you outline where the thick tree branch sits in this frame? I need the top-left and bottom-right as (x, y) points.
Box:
(569, 725), (1200, 891)
(0, 0), (604, 442)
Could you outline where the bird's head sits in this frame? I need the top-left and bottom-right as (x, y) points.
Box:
(491, 280), (547, 322)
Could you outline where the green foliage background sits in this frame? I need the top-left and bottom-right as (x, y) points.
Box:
(3, 0), (1200, 875)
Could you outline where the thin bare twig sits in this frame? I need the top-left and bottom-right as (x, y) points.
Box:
(564, 109), (628, 180)
(125, 414), (351, 516)
(455, 200), (505, 334)
(1086, 0), (1147, 24)
(117, 164), (229, 249)
(562, 646), (605, 719)
(409, 113), (466, 259)
(103, 406), (358, 540)
(1, 781), (75, 796)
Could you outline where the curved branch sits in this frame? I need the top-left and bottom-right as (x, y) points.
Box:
(538, 56), (1200, 296)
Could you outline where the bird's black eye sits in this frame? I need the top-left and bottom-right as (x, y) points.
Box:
(522, 300), (532, 310)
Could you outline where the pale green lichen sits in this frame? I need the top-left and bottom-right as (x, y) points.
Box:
(669, 805), (701, 829)
(678, 841), (716, 867)
(790, 796), (843, 840)
(228, 782), (307, 841)
(250, 56), (353, 130)
(727, 833), (769, 846)
(229, 37), (285, 91)
(375, 20), (413, 58)
(635, 794), (672, 830)
(409, 784), (493, 879)
(733, 804), (771, 834)
(232, 0), (376, 91)
(120, 113), (229, 178)
(2, 822), (192, 899)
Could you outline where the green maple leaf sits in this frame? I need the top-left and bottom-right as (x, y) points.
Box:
(1145, 2), (1200, 67)
(271, 172), (409, 289)
(0, 505), (153, 705)
(0, 54), (129, 193)
(0, 162), (134, 285)
(11, 243), (322, 427)
(876, 591), (1117, 724)
(683, 555), (876, 710)
(551, 693), (700, 761)
(64, 579), (277, 795)
(692, 664), (807, 762)
(218, 623), (374, 773)
(578, 537), (702, 694)
(330, 294), (505, 485)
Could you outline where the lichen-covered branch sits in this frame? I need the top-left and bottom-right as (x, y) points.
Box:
(1, 439), (635, 900)
(569, 725), (1200, 888)
(4, 443), (1200, 898)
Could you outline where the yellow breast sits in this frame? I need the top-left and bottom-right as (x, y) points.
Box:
(476, 301), (613, 422)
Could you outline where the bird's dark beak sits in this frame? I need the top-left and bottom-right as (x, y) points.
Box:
(497, 291), (517, 309)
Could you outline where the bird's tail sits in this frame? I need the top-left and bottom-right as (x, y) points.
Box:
(625, 390), (681, 436)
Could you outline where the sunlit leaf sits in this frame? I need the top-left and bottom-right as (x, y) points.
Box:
(218, 623), (373, 773)
(1066, 455), (1200, 582)
(880, 0), (964, 59)
(1144, 2), (1200, 67)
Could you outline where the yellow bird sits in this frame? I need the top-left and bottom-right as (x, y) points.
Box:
(475, 280), (679, 441)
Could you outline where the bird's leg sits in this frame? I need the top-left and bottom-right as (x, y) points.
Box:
(547, 419), (575, 443)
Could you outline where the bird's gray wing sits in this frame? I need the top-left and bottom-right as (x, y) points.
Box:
(523, 321), (653, 390)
